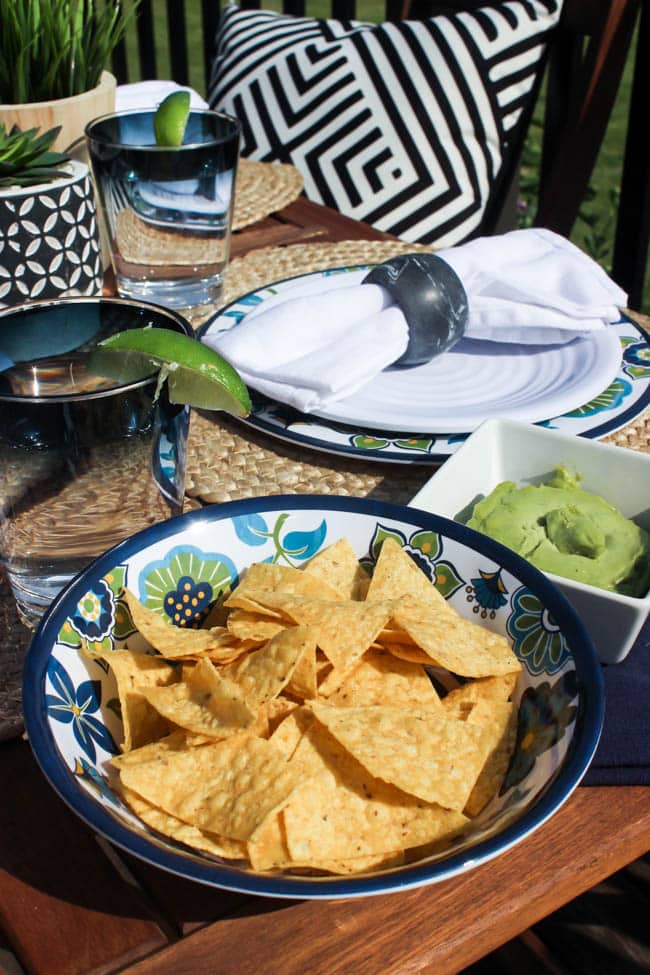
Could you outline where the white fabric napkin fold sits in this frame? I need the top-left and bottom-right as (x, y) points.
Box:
(114, 81), (209, 113)
(206, 228), (628, 414)
(441, 229), (626, 342)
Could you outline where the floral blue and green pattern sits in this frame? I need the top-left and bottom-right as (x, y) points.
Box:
(27, 497), (603, 900)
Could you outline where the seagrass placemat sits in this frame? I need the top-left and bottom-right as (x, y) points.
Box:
(233, 159), (304, 231)
(220, 237), (429, 308)
(186, 239), (649, 501)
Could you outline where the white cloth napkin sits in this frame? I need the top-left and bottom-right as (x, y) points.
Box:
(441, 229), (627, 342)
(114, 81), (208, 113)
(206, 228), (628, 414)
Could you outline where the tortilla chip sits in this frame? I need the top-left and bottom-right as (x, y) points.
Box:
(283, 723), (468, 860)
(392, 596), (522, 677)
(249, 813), (405, 874)
(123, 589), (236, 658)
(327, 650), (440, 710)
(226, 609), (287, 642)
(442, 674), (518, 720)
(110, 725), (239, 759)
(377, 625), (418, 646)
(284, 635), (317, 700)
(442, 697), (475, 722)
(269, 706), (314, 760)
(118, 783), (246, 860)
(246, 813), (291, 870)
(200, 593), (230, 628)
(316, 664), (353, 697)
(365, 538), (453, 614)
(222, 627), (317, 706)
(247, 596), (392, 674)
(264, 696), (301, 735)
(111, 728), (195, 768)
(381, 642), (434, 665)
(223, 594), (288, 619)
(302, 539), (370, 600)
(463, 699), (518, 817)
(99, 649), (177, 752)
(120, 735), (308, 840)
(226, 562), (340, 604)
(194, 643), (254, 665)
(141, 658), (256, 738)
(310, 702), (487, 811)
(298, 851), (406, 875)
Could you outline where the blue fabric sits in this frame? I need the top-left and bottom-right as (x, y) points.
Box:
(583, 615), (650, 786)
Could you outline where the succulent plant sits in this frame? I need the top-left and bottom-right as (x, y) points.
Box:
(0, 124), (71, 189)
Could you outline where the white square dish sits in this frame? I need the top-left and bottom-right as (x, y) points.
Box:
(410, 418), (650, 663)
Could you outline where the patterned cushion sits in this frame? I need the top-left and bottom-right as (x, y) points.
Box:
(209, 2), (562, 247)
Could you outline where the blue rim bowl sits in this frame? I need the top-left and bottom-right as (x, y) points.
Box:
(23, 495), (604, 899)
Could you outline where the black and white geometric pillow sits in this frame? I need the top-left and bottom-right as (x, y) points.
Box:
(0, 161), (103, 309)
(209, 2), (562, 246)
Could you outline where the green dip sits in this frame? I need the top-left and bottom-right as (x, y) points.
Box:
(466, 467), (650, 597)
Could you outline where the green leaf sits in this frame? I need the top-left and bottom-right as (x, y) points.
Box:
(0, 122), (69, 185)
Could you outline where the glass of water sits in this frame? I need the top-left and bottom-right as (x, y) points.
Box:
(86, 110), (240, 310)
(0, 296), (190, 627)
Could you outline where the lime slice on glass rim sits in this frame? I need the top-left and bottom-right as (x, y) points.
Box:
(153, 90), (191, 147)
(97, 327), (252, 416)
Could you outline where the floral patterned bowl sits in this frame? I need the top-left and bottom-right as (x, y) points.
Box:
(23, 496), (603, 899)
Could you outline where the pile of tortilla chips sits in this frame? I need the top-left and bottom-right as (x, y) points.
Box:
(91, 538), (522, 876)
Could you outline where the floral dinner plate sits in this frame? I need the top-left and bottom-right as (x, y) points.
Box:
(200, 268), (650, 465)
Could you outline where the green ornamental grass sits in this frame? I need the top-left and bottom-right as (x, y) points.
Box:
(0, 0), (139, 104)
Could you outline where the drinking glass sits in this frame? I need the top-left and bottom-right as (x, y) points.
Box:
(0, 296), (190, 627)
(86, 110), (240, 310)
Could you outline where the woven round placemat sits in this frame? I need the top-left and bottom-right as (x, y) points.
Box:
(186, 238), (649, 502)
(233, 159), (304, 231)
(221, 237), (429, 308)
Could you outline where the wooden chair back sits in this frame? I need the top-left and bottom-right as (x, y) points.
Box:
(112, 0), (647, 308)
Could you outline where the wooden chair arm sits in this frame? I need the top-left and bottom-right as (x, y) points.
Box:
(536, 0), (640, 237)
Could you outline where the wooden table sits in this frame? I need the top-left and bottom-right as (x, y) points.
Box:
(1, 199), (649, 975)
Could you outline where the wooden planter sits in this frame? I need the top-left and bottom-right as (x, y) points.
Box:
(0, 72), (116, 151)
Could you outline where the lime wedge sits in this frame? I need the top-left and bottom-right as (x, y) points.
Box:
(153, 90), (191, 147)
(98, 328), (252, 416)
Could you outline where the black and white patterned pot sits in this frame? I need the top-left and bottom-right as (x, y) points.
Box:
(0, 160), (103, 308)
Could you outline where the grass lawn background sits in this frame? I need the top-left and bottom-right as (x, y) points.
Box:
(123, 2), (648, 312)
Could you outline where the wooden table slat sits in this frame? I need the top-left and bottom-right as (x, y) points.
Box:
(0, 740), (170, 975)
(120, 854), (251, 936)
(248, 197), (394, 245)
(118, 787), (650, 975)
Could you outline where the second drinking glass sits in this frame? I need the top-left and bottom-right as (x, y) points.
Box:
(86, 110), (240, 310)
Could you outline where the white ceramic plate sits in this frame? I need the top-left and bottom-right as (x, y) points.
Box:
(202, 266), (622, 434)
(199, 269), (650, 465)
(315, 327), (622, 434)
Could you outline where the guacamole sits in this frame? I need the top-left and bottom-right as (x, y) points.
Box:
(467, 467), (650, 597)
